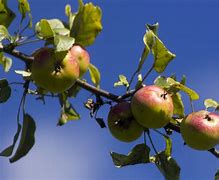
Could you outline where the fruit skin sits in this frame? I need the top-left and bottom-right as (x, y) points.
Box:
(131, 85), (173, 129)
(70, 45), (90, 77)
(31, 47), (79, 93)
(107, 102), (143, 142)
(180, 110), (219, 150)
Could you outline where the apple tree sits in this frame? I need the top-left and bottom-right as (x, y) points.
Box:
(0, 0), (219, 179)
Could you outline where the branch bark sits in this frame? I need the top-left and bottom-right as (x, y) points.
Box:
(1, 46), (219, 158)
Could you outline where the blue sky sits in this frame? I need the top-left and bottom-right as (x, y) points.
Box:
(1, 0), (219, 179)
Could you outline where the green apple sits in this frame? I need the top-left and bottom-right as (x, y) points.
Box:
(131, 85), (173, 129)
(107, 102), (143, 142)
(180, 110), (219, 150)
(31, 47), (79, 93)
(70, 45), (90, 77)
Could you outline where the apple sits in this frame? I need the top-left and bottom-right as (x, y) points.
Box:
(107, 101), (143, 142)
(31, 47), (79, 93)
(131, 85), (173, 129)
(180, 110), (219, 150)
(70, 45), (90, 77)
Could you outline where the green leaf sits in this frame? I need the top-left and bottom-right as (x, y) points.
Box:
(163, 134), (172, 157)
(54, 35), (75, 52)
(143, 30), (155, 49)
(152, 33), (176, 73)
(146, 22), (159, 35)
(135, 74), (143, 89)
(215, 170), (219, 180)
(154, 76), (199, 101)
(0, 123), (21, 156)
(204, 98), (219, 110)
(172, 93), (185, 118)
(88, 63), (101, 87)
(0, 78), (11, 103)
(65, 4), (76, 30)
(35, 19), (69, 39)
(71, 0), (102, 47)
(58, 94), (80, 126)
(110, 144), (150, 168)
(0, 52), (12, 72)
(153, 151), (180, 180)
(151, 134), (180, 180)
(18, 0), (32, 27)
(10, 114), (36, 163)
(0, 25), (9, 41)
(0, 0), (16, 27)
(114, 75), (129, 88)
(35, 19), (53, 39)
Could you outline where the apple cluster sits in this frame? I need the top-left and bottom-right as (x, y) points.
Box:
(108, 85), (219, 151)
(31, 45), (90, 93)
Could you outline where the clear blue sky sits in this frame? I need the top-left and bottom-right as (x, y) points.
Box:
(1, 0), (219, 179)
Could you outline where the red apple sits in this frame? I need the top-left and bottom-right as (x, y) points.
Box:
(180, 110), (219, 150)
(107, 102), (143, 142)
(70, 45), (90, 77)
(31, 47), (79, 93)
(131, 85), (173, 129)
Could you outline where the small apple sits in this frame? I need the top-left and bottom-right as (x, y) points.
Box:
(131, 85), (173, 129)
(31, 47), (79, 93)
(180, 110), (219, 150)
(70, 45), (90, 77)
(107, 102), (143, 142)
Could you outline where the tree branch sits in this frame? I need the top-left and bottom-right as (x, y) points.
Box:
(1, 47), (219, 158)
(1, 46), (33, 64)
(165, 123), (219, 158)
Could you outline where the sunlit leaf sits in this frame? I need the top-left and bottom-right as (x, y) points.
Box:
(71, 0), (102, 46)
(0, 25), (9, 41)
(65, 4), (76, 30)
(114, 75), (129, 88)
(0, 0), (16, 27)
(35, 19), (53, 39)
(10, 114), (36, 163)
(163, 134), (172, 157)
(135, 74), (143, 89)
(88, 63), (101, 87)
(204, 98), (219, 110)
(0, 52), (12, 72)
(172, 93), (185, 118)
(54, 35), (75, 52)
(35, 19), (69, 39)
(0, 78), (11, 103)
(151, 32), (176, 73)
(18, 0), (32, 27)
(154, 76), (199, 101)
(15, 70), (31, 77)
(110, 144), (150, 168)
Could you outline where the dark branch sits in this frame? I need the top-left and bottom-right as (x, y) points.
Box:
(1, 46), (33, 64)
(1, 47), (219, 158)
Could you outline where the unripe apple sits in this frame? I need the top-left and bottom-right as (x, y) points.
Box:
(31, 47), (79, 93)
(180, 110), (219, 150)
(107, 102), (143, 142)
(70, 45), (90, 77)
(131, 85), (173, 129)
